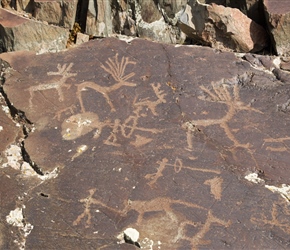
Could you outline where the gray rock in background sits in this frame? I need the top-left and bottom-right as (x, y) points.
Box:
(33, 0), (78, 29)
(0, 9), (69, 54)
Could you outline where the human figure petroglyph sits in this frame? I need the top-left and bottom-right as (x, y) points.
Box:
(184, 82), (263, 151)
(27, 63), (76, 107)
(73, 188), (230, 249)
(145, 158), (221, 188)
(77, 54), (136, 113)
(73, 188), (96, 228)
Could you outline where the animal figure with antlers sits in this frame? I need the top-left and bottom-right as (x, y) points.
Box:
(27, 63), (76, 108)
(77, 54), (136, 113)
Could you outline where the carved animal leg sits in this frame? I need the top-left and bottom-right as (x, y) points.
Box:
(102, 92), (116, 112)
(56, 87), (64, 102)
(77, 89), (86, 113)
(220, 123), (250, 149)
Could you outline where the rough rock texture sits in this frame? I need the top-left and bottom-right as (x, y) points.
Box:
(0, 0), (287, 54)
(1, 38), (290, 249)
(1, 0), (32, 11)
(33, 0), (78, 29)
(0, 9), (69, 54)
(82, 0), (113, 36)
(263, 0), (290, 56)
(199, 0), (265, 25)
(0, 95), (19, 153)
(281, 58), (290, 71)
(178, 2), (268, 52)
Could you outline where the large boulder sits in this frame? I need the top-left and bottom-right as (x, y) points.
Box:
(199, 0), (265, 25)
(33, 0), (78, 29)
(1, 38), (290, 249)
(0, 9), (69, 53)
(263, 0), (290, 56)
(178, 2), (269, 52)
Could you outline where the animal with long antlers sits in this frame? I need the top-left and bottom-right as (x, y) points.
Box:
(77, 54), (136, 112)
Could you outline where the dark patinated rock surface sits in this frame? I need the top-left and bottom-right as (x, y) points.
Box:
(1, 38), (290, 249)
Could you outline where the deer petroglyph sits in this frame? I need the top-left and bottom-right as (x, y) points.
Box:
(184, 82), (263, 153)
(27, 63), (76, 107)
(77, 54), (136, 112)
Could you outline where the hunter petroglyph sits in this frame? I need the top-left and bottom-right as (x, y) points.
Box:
(2, 38), (290, 249)
(74, 188), (230, 249)
(61, 63), (165, 148)
(145, 157), (221, 188)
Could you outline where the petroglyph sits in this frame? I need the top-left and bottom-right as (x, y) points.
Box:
(104, 106), (161, 147)
(61, 112), (109, 141)
(77, 54), (136, 112)
(74, 189), (230, 249)
(73, 188), (97, 228)
(204, 177), (223, 200)
(145, 158), (220, 188)
(251, 203), (290, 235)
(263, 137), (290, 152)
(27, 63), (76, 107)
(130, 135), (153, 147)
(134, 83), (166, 116)
(104, 119), (122, 147)
(186, 82), (263, 150)
(54, 105), (77, 121)
(54, 55), (166, 149)
(61, 109), (161, 148)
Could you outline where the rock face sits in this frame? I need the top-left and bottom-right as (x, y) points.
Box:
(0, 9), (69, 53)
(263, 0), (290, 56)
(33, 0), (77, 29)
(1, 0), (290, 55)
(1, 38), (290, 249)
(178, 2), (268, 52)
(199, 0), (265, 25)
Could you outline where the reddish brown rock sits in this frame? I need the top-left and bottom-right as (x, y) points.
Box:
(263, 0), (290, 56)
(199, 0), (265, 25)
(0, 9), (69, 53)
(179, 2), (269, 52)
(1, 38), (290, 249)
